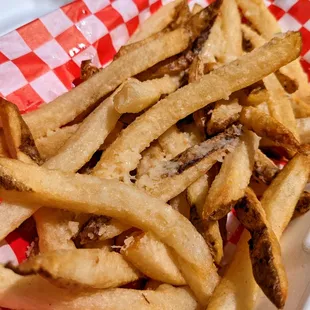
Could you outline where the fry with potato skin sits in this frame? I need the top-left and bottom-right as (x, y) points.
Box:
(0, 266), (199, 310)
(137, 125), (241, 201)
(239, 106), (300, 153)
(235, 188), (288, 308)
(23, 28), (190, 139)
(93, 32), (302, 181)
(203, 130), (260, 221)
(7, 249), (141, 289)
(0, 157), (219, 306)
(121, 232), (186, 286)
(0, 99), (43, 165)
(208, 153), (310, 309)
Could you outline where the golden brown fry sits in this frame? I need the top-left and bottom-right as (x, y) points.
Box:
(0, 266), (199, 310)
(297, 117), (310, 144)
(74, 215), (130, 246)
(127, 0), (184, 44)
(188, 55), (204, 83)
(239, 106), (300, 153)
(241, 24), (298, 138)
(0, 158), (219, 306)
(8, 249), (141, 289)
(0, 130), (9, 157)
(206, 98), (242, 136)
(121, 232), (186, 286)
(43, 92), (121, 173)
(93, 32), (301, 181)
(114, 76), (180, 114)
(237, 0), (310, 104)
(169, 191), (190, 219)
(292, 191), (310, 219)
(187, 172), (223, 265)
(220, 0), (242, 62)
(0, 99), (42, 165)
(23, 28), (190, 139)
(208, 153), (310, 310)
(203, 130), (259, 221)
(235, 188), (288, 308)
(137, 125), (241, 201)
(253, 150), (279, 185)
(137, 0), (222, 80)
(35, 125), (79, 160)
(275, 70), (298, 94)
(243, 88), (269, 106)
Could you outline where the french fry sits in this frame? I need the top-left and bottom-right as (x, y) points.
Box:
(253, 150), (279, 185)
(220, 0), (242, 62)
(121, 232), (186, 285)
(236, 0), (310, 104)
(241, 24), (298, 139)
(169, 191), (191, 219)
(137, 0), (222, 81)
(297, 117), (310, 144)
(137, 125), (241, 201)
(127, 0), (184, 44)
(275, 70), (298, 94)
(114, 76), (180, 114)
(35, 124), (79, 160)
(291, 97), (310, 118)
(239, 106), (300, 153)
(235, 188), (288, 308)
(0, 99), (43, 165)
(8, 249), (141, 289)
(0, 158), (219, 306)
(0, 266), (199, 310)
(208, 153), (310, 309)
(203, 130), (259, 221)
(0, 129), (9, 157)
(74, 215), (130, 246)
(292, 191), (310, 219)
(187, 172), (223, 265)
(23, 28), (190, 139)
(80, 59), (100, 81)
(206, 98), (242, 136)
(242, 88), (268, 106)
(93, 32), (301, 181)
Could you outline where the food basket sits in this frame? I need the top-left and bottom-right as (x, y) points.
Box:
(0, 0), (309, 309)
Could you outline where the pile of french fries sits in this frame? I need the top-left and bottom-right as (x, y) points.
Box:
(0, 0), (310, 309)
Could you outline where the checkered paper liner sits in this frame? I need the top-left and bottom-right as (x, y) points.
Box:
(0, 0), (309, 277)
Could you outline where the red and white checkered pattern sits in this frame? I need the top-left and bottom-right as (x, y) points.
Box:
(0, 0), (309, 267)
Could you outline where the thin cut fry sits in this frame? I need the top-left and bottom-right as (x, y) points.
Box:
(114, 76), (180, 114)
(291, 97), (310, 118)
(237, 0), (310, 104)
(241, 24), (298, 139)
(137, 125), (241, 201)
(93, 32), (301, 180)
(297, 118), (310, 144)
(0, 266), (199, 310)
(23, 28), (190, 139)
(235, 188), (288, 308)
(169, 191), (191, 219)
(121, 231), (186, 286)
(187, 172), (223, 265)
(35, 125), (79, 160)
(208, 153), (310, 310)
(0, 158), (219, 306)
(127, 0), (183, 44)
(220, 0), (242, 62)
(191, 3), (203, 15)
(207, 98), (242, 136)
(8, 249), (141, 289)
(74, 216), (130, 245)
(253, 150), (279, 185)
(203, 130), (259, 221)
(239, 106), (300, 153)
(0, 99), (42, 165)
